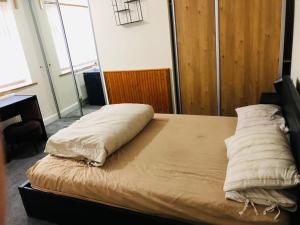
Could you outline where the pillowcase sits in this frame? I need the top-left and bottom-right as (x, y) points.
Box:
(235, 104), (288, 133)
(45, 104), (154, 166)
(235, 115), (288, 133)
(223, 126), (300, 192)
(235, 104), (281, 118)
(226, 188), (297, 212)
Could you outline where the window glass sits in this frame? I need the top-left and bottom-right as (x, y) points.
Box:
(45, 0), (97, 71)
(0, 2), (32, 91)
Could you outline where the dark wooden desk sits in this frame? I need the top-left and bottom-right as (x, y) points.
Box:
(0, 95), (47, 140)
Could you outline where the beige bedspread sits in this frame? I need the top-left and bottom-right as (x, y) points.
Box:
(27, 114), (290, 225)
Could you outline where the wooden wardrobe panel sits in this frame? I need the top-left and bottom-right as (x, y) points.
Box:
(175, 0), (217, 115)
(219, 0), (282, 116)
(104, 69), (172, 113)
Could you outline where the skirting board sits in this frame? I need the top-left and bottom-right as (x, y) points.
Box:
(43, 102), (79, 125)
(43, 114), (59, 126)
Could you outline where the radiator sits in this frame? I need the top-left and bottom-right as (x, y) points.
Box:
(104, 69), (172, 113)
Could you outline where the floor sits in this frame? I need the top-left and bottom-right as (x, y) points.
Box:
(64, 104), (100, 118)
(5, 105), (99, 225)
(45, 105), (100, 136)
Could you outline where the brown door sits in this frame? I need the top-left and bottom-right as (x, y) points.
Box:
(175, 0), (217, 115)
(219, 0), (282, 116)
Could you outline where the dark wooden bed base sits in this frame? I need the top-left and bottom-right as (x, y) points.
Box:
(19, 181), (194, 225)
(19, 76), (300, 225)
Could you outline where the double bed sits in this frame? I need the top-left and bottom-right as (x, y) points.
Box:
(19, 76), (300, 225)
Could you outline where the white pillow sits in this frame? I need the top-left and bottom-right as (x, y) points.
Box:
(226, 188), (297, 212)
(235, 104), (281, 118)
(45, 104), (154, 166)
(223, 126), (300, 192)
(236, 115), (288, 133)
(235, 104), (288, 133)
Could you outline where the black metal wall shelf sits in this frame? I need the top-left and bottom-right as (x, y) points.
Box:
(112, 0), (143, 26)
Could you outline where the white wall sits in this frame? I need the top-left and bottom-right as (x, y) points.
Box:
(89, 0), (176, 111)
(291, 1), (300, 84)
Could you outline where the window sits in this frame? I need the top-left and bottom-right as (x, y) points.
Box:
(0, 1), (32, 92)
(45, 0), (97, 72)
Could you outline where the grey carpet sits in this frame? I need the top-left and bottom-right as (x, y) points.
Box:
(45, 118), (75, 137)
(5, 105), (100, 225)
(5, 149), (55, 225)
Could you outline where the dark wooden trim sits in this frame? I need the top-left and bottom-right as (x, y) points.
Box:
(18, 181), (196, 225)
(275, 76), (300, 225)
(276, 76), (300, 170)
(282, 0), (295, 75)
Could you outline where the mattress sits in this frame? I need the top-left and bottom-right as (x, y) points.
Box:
(27, 114), (290, 225)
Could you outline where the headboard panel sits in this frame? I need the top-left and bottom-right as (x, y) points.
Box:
(276, 76), (300, 170)
(104, 69), (173, 114)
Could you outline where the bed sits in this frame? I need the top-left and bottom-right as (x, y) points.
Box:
(19, 76), (300, 225)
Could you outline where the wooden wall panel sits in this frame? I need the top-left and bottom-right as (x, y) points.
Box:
(175, 0), (217, 115)
(219, 0), (282, 116)
(104, 69), (172, 113)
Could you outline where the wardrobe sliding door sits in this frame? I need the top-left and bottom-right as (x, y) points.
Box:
(175, 0), (217, 115)
(219, 0), (283, 116)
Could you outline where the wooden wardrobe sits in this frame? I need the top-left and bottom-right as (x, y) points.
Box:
(174, 0), (283, 116)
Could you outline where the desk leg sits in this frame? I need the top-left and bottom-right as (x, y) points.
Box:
(20, 96), (48, 141)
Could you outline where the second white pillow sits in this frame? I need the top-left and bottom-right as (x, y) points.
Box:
(223, 126), (299, 192)
(235, 104), (288, 133)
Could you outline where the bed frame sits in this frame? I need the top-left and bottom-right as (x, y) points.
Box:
(19, 76), (300, 225)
